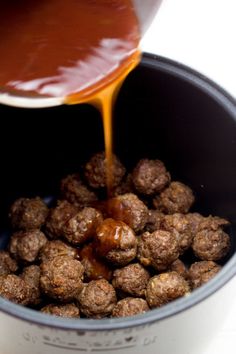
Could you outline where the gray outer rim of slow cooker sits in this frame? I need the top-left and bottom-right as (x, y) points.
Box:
(0, 53), (235, 331)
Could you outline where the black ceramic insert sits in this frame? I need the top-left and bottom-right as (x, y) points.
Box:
(0, 54), (235, 329)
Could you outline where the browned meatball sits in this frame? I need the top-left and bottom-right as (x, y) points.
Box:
(94, 219), (137, 266)
(0, 251), (18, 276)
(107, 193), (148, 233)
(168, 259), (189, 280)
(45, 200), (78, 239)
(39, 240), (77, 263)
(77, 279), (117, 318)
(84, 152), (126, 189)
(79, 243), (112, 282)
(0, 274), (32, 305)
(41, 303), (80, 318)
(9, 230), (47, 263)
(146, 272), (190, 308)
(192, 229), (230, 261)
(60, 174), (97, 208)
(9, 197), (48, 230)
(145, 210), (165, 233)
(112, 298), (149, 318)
(185, 213), (204, 235)
(112, 174), (134, 196)
(198, 215), (230, 231)
(189, 261), (221, 289)
(132, 159), (170, 195)
(185, 214), (229, 237)
(63, 207), (103, 245)
(112, 263), (150, 297)
(40, 255), (84, 302)
(153, 181), (195, 214)
(137, 230), (179, 271)
(20, 265), (41, 305)
(162, 213), (193, 254)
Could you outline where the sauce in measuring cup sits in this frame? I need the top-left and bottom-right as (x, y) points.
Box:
(0, 0), (141, 192)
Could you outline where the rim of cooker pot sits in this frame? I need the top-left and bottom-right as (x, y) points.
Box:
(0, 53), (236, 331)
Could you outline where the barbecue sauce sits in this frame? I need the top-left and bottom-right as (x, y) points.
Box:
(0, 0), (141, 192)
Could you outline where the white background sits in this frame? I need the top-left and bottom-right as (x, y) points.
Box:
(142, 1), (236, 353)
(142, 0), (236, 97)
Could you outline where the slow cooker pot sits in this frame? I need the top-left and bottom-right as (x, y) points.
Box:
(0, 54), (235, 354)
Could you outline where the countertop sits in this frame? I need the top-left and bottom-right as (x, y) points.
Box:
(142, 1), (236, 353)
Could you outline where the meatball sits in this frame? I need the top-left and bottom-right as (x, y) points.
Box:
(113, 174), (134, 196)
(162, 213), (193, 254)
(168, 259), (189, 280)
(0, 251), (18, 276)
(60, 174), (97, 208)
(84, 152), (126, 189)
(189, 261), (221, 289)
(198, 215), (230, 232)
(185, 213), (204, 235)
(77, 279), (117, 318)
(79, 243), (112, 281)
(192, 229), (230, 261)
(0, 274), (32, 305)
(153, 181), (195, 214)
(9, 197), (48, 230)
(9, 230), (47, 263)
(41, 303), (80, 318)
(63, 207), (103, 246)
(146, 272), (190, 308)
(112, 263), (150, 298)
(132, 159), (170, 195)
(94, 218), (137, 266)
(39, 240), (77, 263)
(107, 193), (148, 233)
(40, 255), (84, 302)
(45, 200), (78, 239)
(145, 210), (165, 233)
(137, 230), (179, 271)
(20, 265), (41, 305)
(185, 214), (229, 236)
(112, 298), (149, 318)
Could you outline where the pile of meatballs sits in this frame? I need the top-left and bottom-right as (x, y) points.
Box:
(0, 152), (231, 319)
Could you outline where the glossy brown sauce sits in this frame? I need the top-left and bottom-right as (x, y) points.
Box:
(107, 197), (133, 226)
(95, 218), (126, 257)
(68, 52), (140, 193)
(78, 243), (112, 281)
(0, 0), (141, 193)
